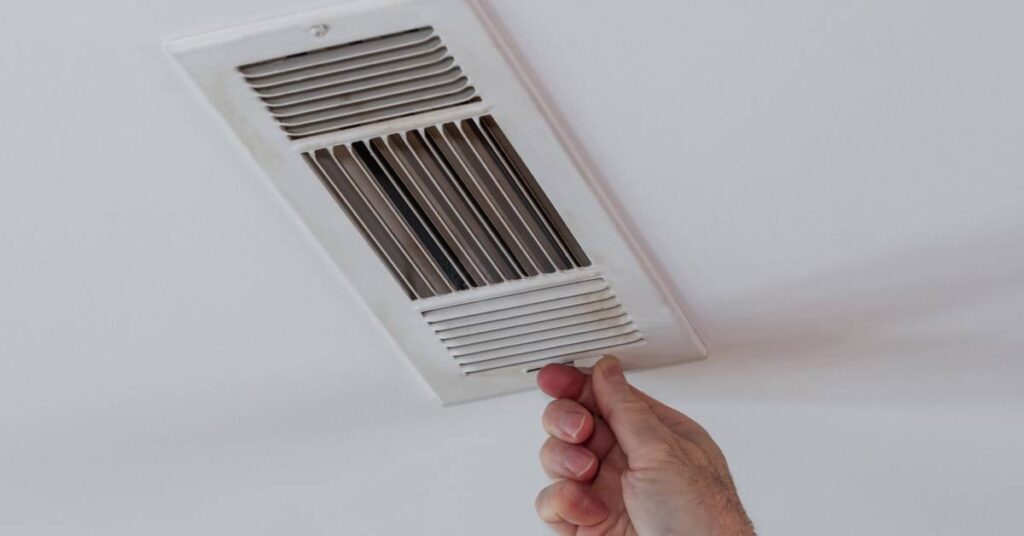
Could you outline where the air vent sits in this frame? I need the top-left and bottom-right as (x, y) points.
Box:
(239, 27), (479, 139)
(422, 276), (642, 375)
(304, 115), (589, 299)
(169, 0), (706, 404)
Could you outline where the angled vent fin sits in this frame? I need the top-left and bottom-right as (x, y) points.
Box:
(239, 27), (479, 139)
(304, 115), (591, 299)
(421, 276), (643, 375)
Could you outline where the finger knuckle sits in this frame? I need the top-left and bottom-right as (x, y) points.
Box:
(541, 400), (560, 426)
(535, 482), (564, 516)
(543, 399), (575, 425)
(547, 481), (571, 509)
(539, 437), (556, 464)
(637, 441), (682, 464)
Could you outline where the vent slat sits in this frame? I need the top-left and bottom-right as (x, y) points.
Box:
(333, 145), (453, 296)
(422, 277), (607, 322)
(428, 125), (536, 276)
(465, 119), (575, 270)
(449, 314), (632, 356)
(454, 322), (639, 364)
(241, 27), (435, 78)
(366, 139), (470, 288)
(350, 143), (464, 293)
(480, 116), (591, 267)
(441, 306), (627, 347)
(301, 116), (589, 299)
(306, 151), (430, 298)
(252, 43), (447, 94)
(241, 28), (480, 139)
(261, 56), (455, 105)
(416, 128), (523, 280)
(284, 88), (477, 138)
(442, 122), (547, 275)
(375, 136), (488, 286)
(404, 131), (517, 283)
(421, 277), (643, 375)
(456, 121), (563, 273)
(270, 68), (465, 119)
(435, 297), (621, 340)
(461, 333), (644, 375)
(276, 78), (470, 127)
(430, 288), (615, 331)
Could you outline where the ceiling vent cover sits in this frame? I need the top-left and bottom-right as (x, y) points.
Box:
(168, 0), (705, 404)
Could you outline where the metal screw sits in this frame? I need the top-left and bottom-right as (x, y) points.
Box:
(308, 24), (329, 38)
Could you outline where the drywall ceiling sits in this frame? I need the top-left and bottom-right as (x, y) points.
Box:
(1, 1), (1022, 535)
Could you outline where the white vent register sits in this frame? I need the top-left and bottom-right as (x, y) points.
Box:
(168, 0), (705, 404)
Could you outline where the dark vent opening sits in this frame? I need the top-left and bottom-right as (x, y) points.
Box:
(401, 130), (518, 284)
(438, 123), (550, 276)
(355, 141), (470, 290)
(421, 125), (528, 279)
(479, 116), (591, 267)
(463, 119), (574, 270)
(304, 116), (590, 299)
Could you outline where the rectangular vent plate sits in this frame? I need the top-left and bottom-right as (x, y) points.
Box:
(168, 0), (705, 404)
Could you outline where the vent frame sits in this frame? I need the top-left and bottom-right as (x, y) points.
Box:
(168, 0), (706, 404)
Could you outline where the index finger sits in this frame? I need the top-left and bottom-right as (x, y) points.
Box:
(537, 364), (597, 413)
(537, 364), (585, 398)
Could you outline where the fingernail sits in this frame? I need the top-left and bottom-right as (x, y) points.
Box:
(600, 356), (625, 383)
(559, 412), (586, 440)
(564, 447), (595, 477)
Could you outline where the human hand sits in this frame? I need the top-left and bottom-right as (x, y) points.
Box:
(534, 356), (755, 536)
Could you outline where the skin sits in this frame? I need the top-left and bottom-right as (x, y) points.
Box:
(535, 356), (755, 536)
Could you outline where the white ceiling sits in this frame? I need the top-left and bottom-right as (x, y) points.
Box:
(2, 1), (1023, 534)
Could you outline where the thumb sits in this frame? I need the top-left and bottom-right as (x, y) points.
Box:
(591, 356), (673, 460)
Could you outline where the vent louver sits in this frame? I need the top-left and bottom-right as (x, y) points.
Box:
(239, 27), (479, 139)
(422, 276), (643, 375)
(304, 115), (590, 299)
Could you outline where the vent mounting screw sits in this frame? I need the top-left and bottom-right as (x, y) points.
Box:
(308, 24), (330, 38)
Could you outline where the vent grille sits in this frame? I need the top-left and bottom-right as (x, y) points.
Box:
(171, 3), (708, 403)
(305, 115), (590, 299)
(239, 27), (479, 139)
(422, 276), (643, 375)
